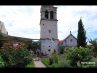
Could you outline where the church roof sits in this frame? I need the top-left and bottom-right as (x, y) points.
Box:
(63, 33), (77, 41)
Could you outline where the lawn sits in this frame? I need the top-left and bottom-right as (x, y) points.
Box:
(26, 60), (35, 68)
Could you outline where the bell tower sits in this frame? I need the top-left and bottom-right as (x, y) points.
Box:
(40, 5), (58, 56)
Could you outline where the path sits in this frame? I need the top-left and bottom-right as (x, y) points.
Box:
(33, 57), (46, 68)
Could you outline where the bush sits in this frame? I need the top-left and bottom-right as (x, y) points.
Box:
(26, 60), (35, 68)
(65, 47), (93, 68)
(89, 57), (97, 68)
(0, 48), (33, 67)
(58, 59), (71, 68)
(42, 55), (72, 68)
(59, 46), (65, 54)
(42, 58), (51, 67)
(52, 53), (59, 64)
(17, 48), (33, 66)
(0, 55), (5, 67)
(0, 49), (16, 67)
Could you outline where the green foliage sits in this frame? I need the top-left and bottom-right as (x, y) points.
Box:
(89, 38), (97, 56)
(59, 46), (64, 54)
(0, 49), (16, 67)
(90, 57), (97, 68)
(58, 59), (71, 68)
(42, 54), (71, 68)
(0, 55), (5, 67)
(42, 58), (51, 67)
(25, 60), (35, 68)
(77, 19), (86, 47)
(26, 41), (40, 53)
(65, 47), (93, 67)
(0, 48), (33, 67)
(52, 53), (59, 64)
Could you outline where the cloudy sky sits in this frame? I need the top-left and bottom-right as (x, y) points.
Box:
(0, 5), (97, 41)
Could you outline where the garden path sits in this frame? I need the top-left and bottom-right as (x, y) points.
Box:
(33, 57), (46, 68)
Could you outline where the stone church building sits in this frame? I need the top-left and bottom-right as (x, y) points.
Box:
(0, 21), (8, 35)
(62, 31), (77, 48)
(40, 5), (58, 56)
(40, 5), (77, 55)
(0, 6), (77, 56)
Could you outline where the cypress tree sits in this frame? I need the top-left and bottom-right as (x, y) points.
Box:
(77, 18), (86, 47)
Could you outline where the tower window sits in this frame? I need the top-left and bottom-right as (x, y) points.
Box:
(43, 24), (44, 26)
(50, 11), (54, 19)
(48, 30), (51, 33)
(45, 10), (48, 19)
(49, 46), (50, 47)
(48, 49), (51, 52)
(70, 39), (72, 42)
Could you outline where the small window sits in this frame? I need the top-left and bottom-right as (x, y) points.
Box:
(43, 24), (44, 26)
(50, 11), (54, 19)
(48, 30), (51, 33)
(48, 49), (51, 52)
(49, 46), (50, 47)
(65, 40), (66, 43)
(70, 39), (72, 42)
(45, 10), (48, 19)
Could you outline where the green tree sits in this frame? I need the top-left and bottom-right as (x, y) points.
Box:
(65, 48), (93, 68)
(89, 38), (97, 57)
(77, 18), (86, 47)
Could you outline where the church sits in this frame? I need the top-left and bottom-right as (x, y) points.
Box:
(0, 5), (77, 56)
(61, 31), (77, 48)
(0, 21), (8, 35)
(40, 5), (58, 56)
(40, 5), (77, 56)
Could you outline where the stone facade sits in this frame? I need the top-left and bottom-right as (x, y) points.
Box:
(0, 21), (8, 35)
(40, 5), (58, 55)
(62, 32), (77, 48)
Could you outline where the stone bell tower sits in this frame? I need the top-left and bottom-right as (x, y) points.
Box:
(40, 5), (58, 56)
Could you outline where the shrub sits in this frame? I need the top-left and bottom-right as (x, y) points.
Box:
(0, 48), (16, 67)
(59, 46), (65, 54)
(52, 53), (59, 64)
(17, 48), (33, 66)
(42, 55), (71, 68)
(58, 59), (71, 68)
(65, 47), (93, 68)
(42, 58), (51, 67)
(0, 48), (33, 67)
(90, 57), (97, 68)
(25, 60), (35, 68)
(0, 55), (5, 67)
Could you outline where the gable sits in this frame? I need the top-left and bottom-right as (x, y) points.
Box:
(63, 34), (77, 42)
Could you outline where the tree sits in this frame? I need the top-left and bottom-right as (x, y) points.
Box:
(65, 48), (93, 68)
(77, 18), (86, 47)
(89, 38), (97, 57)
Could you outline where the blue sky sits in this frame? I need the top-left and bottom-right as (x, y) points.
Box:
(0, 5), (97, 42)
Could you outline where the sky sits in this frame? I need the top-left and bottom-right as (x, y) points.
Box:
(0, 5), (97, 42)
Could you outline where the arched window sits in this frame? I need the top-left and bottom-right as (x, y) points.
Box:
(50, 11), (54, 19)
(45, 10), (48, 19)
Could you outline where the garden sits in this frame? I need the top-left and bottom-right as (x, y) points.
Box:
(42, 46), (97, 68)
(0, 32), (34, 68)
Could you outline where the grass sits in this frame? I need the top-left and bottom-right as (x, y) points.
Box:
(41, 58), (51, 68)
(25, 60), (35, 68)
(41, 55), (71, 68)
